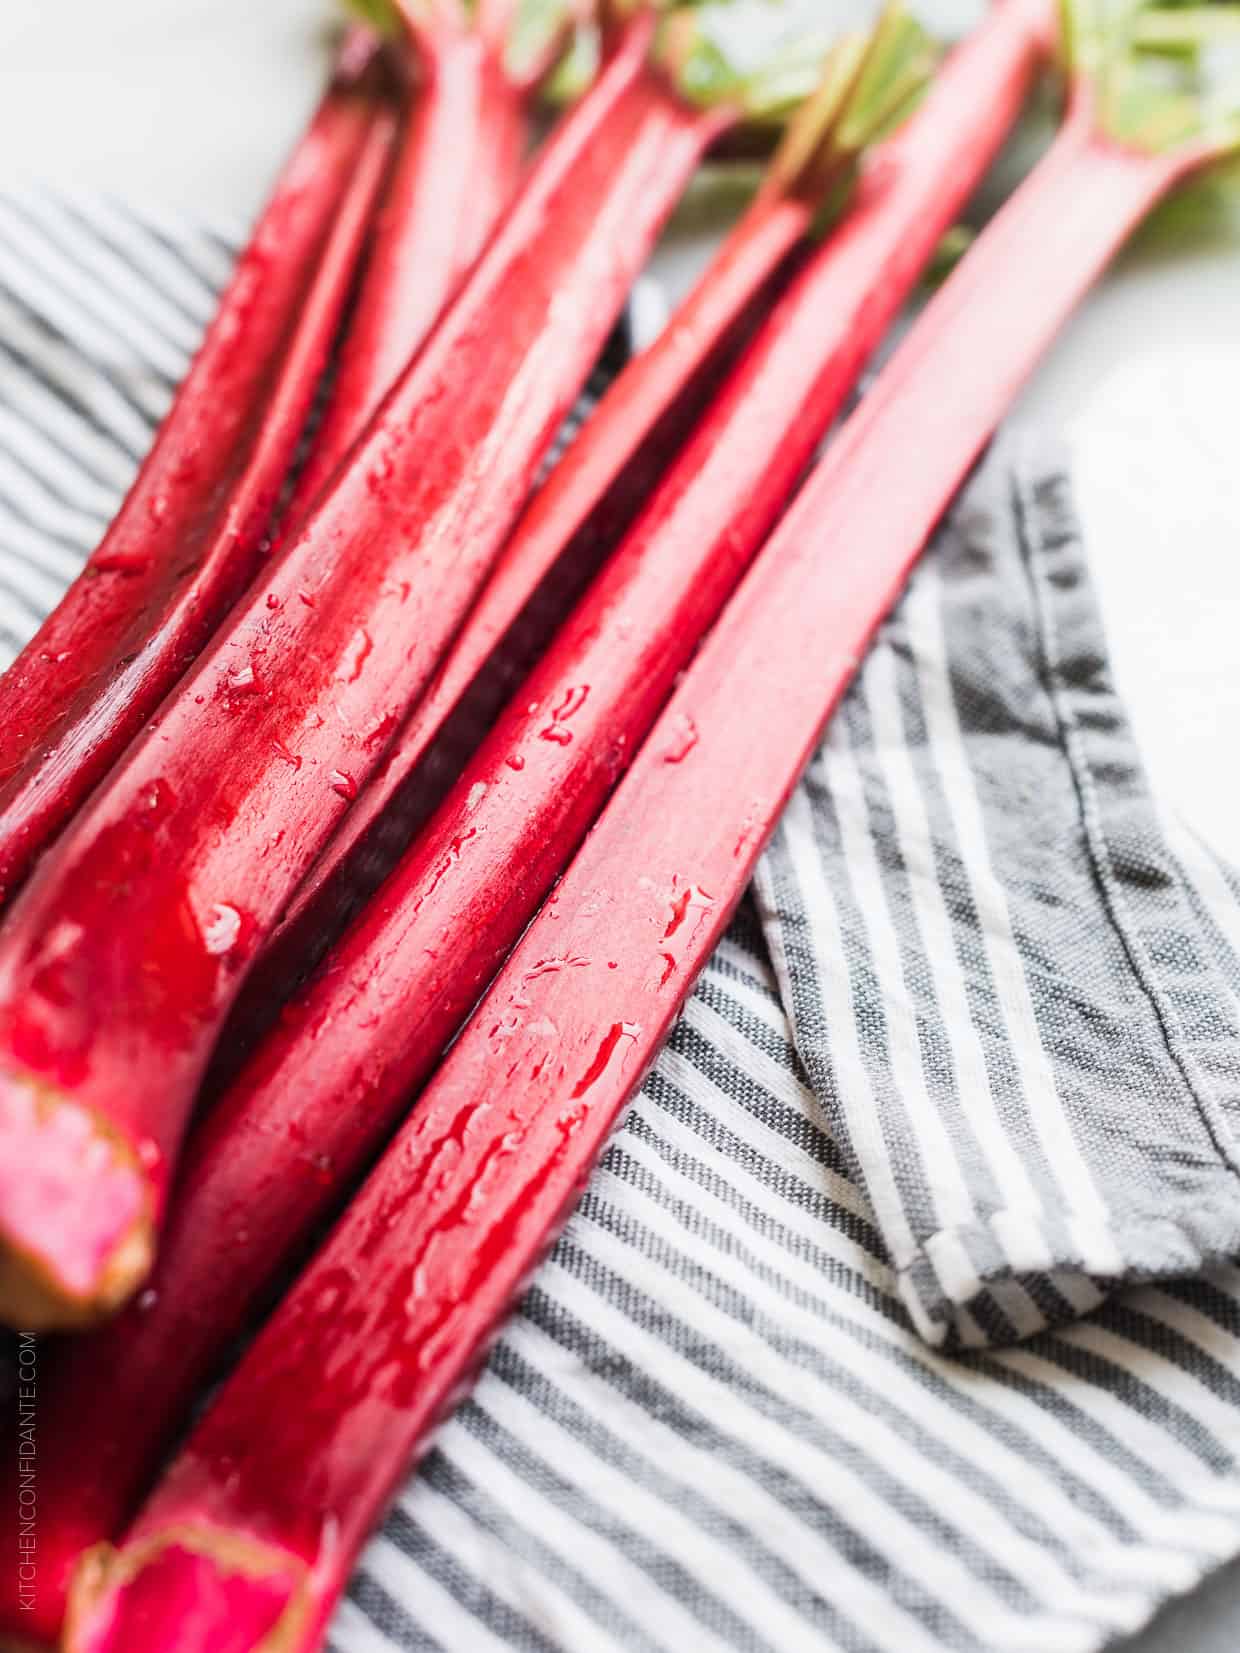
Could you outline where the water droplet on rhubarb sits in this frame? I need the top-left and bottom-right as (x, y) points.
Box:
(367, 450), (395, 494)
(662, 883), (715, 941)
(92, 547), (150, 576)
(331, 770), (358, 801)
(662, 713), (699, 764)
(538, 684), (588, 745)
(227, 663), (263, 696)
(339, 628), (373, 684)
(572, 1021), (641, 1098)
(554, 685), (588, 721)
(139, 779), (175, 822)
(203, 903), (243, 956)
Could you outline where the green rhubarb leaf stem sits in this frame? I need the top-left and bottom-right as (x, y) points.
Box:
(764, 1), (937, 207)
(1062, 0), (1240, 159)
(651, 0), (930, 124)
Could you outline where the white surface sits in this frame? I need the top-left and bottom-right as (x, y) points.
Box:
(0, 5), (1238, 1649)
(0, 0), (325, 231)
(1025, 234), (1240, 864)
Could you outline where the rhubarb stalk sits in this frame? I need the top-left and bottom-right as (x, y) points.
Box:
(0, 0), (552, 906)
(278, 0), (538, 529)
(61, 9), (1240, 1651)
(0, 33), (398, 908)
(250, 0), (938, 1003)
(0, 5), (787, 1330)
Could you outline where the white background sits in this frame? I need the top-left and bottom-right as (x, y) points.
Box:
(0, 2), (1238, 1648)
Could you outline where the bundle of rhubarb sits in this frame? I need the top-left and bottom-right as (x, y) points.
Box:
(0, 0), (812, 1335)
(0, 0), (1237, 1647)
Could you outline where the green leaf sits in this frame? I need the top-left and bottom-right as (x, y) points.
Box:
(1135, 144), (1240, 242)
(503, 0), (593, 85)
(343, 0), (593, 80)
(536, 24), (600, 101)
(340, 0), (467, 45)
(1062, 0), (1240, 155)
(764, 2), (936, 207)
(342, 0), (406, 34)
(1137, 4), (1240, 50)
(833, 2), (936, 146)
(654, 1), (838, 113)
(921, 224), (975, 288)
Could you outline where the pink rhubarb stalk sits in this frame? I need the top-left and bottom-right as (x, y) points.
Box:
(62, 11), (1240, 1650)
(0, 8), (736, 1330)
(0, 34), (398, 908)
(279, 0), (532, 528)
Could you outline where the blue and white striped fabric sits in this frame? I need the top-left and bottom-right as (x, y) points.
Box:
(756, 453), (1240, 1351)
(4, 194), (1240, 1653)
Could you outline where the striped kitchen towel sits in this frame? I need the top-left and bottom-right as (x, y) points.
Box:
(4, 194), (1240, 1653)
(755, 450), (1240, 1352)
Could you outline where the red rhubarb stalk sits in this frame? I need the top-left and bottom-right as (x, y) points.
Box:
(0, 34), (397, 907)
(238, 14), (913, 1018)
(279, 0), (534, 529)
(259, 5), (922, 979)
(204, 0), (1015, 1273)
(0, 6), (754, 1330)
(61, 10), (1240, 1650)
(0, 9), (975, 1631)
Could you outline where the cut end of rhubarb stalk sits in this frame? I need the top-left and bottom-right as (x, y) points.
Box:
(0, 1069), (153, 1330)
(66, 1529), (309, 1653)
